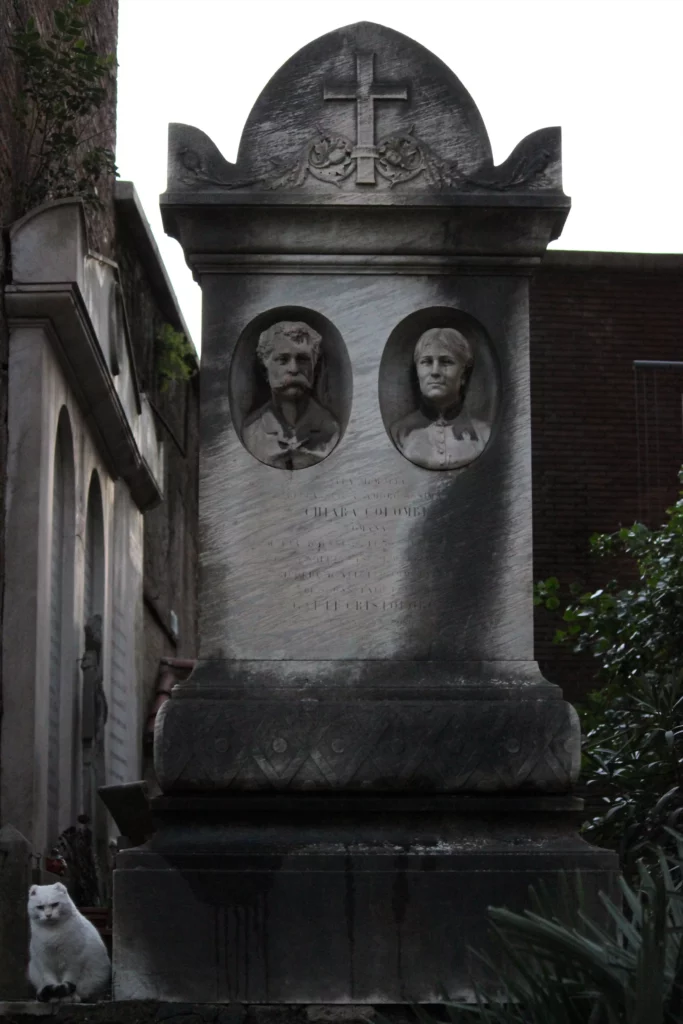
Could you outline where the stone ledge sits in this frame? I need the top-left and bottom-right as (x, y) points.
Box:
(114, 182), (197, 360)
(6, 287), (163, 512)
(0, 1005), (420, 1024)
(7, 199), (164, 511)
(113, 824), (617, 1001)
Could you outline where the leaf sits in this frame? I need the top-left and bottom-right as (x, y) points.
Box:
(10, 1), (116, 217)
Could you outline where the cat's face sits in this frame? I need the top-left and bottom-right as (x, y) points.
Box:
(28, 883), (72, 925)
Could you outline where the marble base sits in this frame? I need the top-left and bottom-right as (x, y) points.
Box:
(154, 691), (580, 793)
(113, 795), (617, 1003)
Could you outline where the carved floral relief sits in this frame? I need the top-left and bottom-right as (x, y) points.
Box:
(176, 51), (551, 194)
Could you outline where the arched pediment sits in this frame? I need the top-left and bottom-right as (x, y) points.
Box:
(166, 21), (562, 199)
(238, 21), (492, 184)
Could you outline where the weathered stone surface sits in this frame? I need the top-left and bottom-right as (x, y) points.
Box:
(114, 181), (200, 676)
(157, 23), (568, 693)
(194, 273), (536, 671)
(164, 24), (562, 201)
(113, 796), (616, 1003)
(113, 20), (616, 1007)
(155, 697), (580, 792)
(0, 825), (32, 999)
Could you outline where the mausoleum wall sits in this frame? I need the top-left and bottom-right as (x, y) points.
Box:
(1, 196), (160, 860)
(1, 323), (143, 855)
(113, 184), (200, 726)
(0, 0), (120, 844)
(0, 191), (199, 879)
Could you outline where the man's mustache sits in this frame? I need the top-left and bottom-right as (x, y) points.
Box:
(276, 374), (309, 387)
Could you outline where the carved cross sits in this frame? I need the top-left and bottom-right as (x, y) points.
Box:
(324, 53), (408, 184)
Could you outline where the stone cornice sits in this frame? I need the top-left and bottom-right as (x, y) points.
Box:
(6, 281), (162, 512)
(115, 181), (197, 361)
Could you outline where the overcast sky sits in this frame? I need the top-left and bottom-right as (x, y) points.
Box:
(116, 0), (683, 347)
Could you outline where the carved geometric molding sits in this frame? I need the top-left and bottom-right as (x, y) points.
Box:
(155, 698), (580, 793)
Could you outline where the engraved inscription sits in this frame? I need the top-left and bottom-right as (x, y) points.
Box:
(249, 476), (437, 616)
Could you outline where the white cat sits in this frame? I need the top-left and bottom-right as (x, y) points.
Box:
(27, 883), (111, 1002)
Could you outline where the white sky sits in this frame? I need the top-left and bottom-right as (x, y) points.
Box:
(116, 0), (683, 347)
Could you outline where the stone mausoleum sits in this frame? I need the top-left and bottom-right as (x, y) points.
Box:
(0, 0), (200, 999)
(114, 22), (618, 1004)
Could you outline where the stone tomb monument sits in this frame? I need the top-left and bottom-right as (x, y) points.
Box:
(114, 22), (616, 1003)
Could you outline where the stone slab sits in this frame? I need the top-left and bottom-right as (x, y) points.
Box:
(113, 797), (617, 1003)
(0, 1002), (408, 1023)
(196, 271), (533, 667)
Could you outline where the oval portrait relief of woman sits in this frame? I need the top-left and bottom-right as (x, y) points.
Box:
(230, 309), (352, 470)
(380, 313), (498, 471)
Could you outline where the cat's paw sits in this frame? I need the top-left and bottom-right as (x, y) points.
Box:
(36, 985), (56, 1002)
(50, 982), (75, 1000)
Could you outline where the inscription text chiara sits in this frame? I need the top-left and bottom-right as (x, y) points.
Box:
(251, 476), (438, 617)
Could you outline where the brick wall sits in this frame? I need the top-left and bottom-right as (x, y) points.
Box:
(530, 253), (683, 702)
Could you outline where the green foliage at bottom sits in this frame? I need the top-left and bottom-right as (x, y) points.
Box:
(535, 476), (683, 869)
(408, 838), (683, 1024)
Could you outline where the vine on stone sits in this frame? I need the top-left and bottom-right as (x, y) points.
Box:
(156, 324), (197, 393)
(9, 0), (117, 215)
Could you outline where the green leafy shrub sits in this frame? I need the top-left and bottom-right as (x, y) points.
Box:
(156, 323), (197, 393)
(411, 838), (683, 1023)
(580, 673), (683, 869)
(535, 478), (683, 867)
(9, 0), (117, 213)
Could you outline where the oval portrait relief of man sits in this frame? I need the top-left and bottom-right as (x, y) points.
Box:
(241, 320), (341, 470)
(389, 326), (492, 471)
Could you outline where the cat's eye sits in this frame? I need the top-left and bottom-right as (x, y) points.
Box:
(50, 903), (59, 908)
(37, 905), (44, 910)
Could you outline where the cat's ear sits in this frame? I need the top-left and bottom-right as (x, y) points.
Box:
(29, 886), (37, 896)
(54, 882), (67, 893)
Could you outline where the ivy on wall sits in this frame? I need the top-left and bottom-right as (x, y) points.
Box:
(9, 0), (117, 215)
(156, 324), (198, 393)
